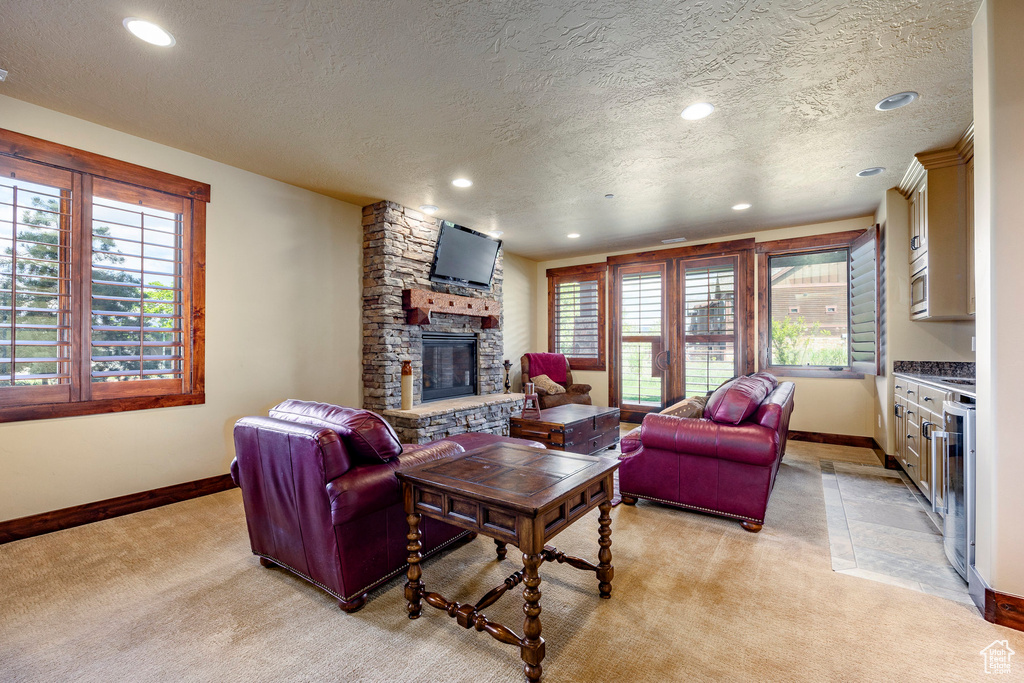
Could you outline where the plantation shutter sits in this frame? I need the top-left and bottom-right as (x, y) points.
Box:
(88, 178), (189, 399)
(618, 266), (664, 408)
(0, 157), (74, 406)
(547, 264), (606, 370)
(849, 225), (880, 375)
(682, 259), (738, 395)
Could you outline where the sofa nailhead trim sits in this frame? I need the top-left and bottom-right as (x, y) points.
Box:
(619, 491), (763, 525)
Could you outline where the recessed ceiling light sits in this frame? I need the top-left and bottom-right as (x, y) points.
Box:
(567, 233), (581, 239)
(123, 18), (176, 47)
(488, 231), (503, 238)
(732, 203), (752, 211)
(856, 167), (886, 178)
(875, 91), (918, 111)
(452, 178), (473, 188)
(662, 237), (688, 244)
(418, 205), (438, 214)
(604, 193), (615, 199)
(681, 102), (715, 120)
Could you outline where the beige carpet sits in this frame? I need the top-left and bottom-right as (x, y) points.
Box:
(2, 442), (1022, 682)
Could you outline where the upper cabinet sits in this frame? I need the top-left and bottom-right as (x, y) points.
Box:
(898, 125), (975, 321)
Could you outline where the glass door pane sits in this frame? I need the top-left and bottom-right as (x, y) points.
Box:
(681, 259), (738, 398)
(619, 268), (664, 409)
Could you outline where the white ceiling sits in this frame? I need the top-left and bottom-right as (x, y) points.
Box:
(0, 1), (978, 260)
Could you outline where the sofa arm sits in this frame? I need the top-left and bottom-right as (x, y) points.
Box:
(620, 426), (643, 456)
(566, 383), (592, 395)
(327, 439), (464, 526)
(639, 414), (779, 467)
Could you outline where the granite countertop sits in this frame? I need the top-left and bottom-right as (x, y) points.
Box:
(893, 372), (976, 398)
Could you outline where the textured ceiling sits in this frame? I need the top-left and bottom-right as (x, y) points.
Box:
(0, 0), (978, 260)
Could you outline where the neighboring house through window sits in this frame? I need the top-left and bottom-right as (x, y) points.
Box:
(0, 128), (208, 421)
(756, 229), (880, 378)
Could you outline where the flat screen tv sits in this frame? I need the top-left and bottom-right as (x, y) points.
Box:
(429, 221), (501, 291)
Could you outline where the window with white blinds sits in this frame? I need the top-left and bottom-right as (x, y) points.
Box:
(90, 180), (187, 396)
(619, 268), (663, 407)
(683, 262), (737, 395)
(0, 161), (74, 406)
(547, 264), (606, 371)
(0, 128), (208, 421)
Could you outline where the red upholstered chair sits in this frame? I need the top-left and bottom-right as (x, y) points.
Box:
(521, 353), (593, 409)
(617, 374), (795, 532)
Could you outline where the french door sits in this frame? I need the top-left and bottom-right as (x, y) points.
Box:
(610, 243), (754, 422)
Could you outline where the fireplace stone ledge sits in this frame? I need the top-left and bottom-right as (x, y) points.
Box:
(382, 393), (525, 444)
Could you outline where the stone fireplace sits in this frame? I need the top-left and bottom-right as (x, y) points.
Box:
(361, 201), (523, 442)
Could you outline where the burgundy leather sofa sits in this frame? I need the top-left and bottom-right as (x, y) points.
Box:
(618, 373), (795, 532)
(230, 400), (544, 612)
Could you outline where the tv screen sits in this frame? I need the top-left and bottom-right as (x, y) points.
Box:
(429, 221), (501, 291)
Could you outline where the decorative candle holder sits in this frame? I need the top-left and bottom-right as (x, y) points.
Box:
(503, 360), (512, 394)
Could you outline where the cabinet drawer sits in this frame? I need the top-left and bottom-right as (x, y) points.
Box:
(894, 379), (917, 401)
(510, 423), (564, 445)
(917, 384), (949, 410)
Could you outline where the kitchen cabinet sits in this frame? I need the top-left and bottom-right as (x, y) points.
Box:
(893, 377), (956, 506)
(898, 126), (974, 321)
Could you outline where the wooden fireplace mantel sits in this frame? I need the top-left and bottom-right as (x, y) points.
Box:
(402, 288), (501, 328)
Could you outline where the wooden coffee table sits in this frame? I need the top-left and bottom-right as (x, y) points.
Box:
(397, 442), (619, 683)
(510, 404), (620, 455)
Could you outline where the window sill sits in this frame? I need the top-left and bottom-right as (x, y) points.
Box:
(566, 359), (606, 372)
(0, 393), (205, 423)
(765, 367), (865, 380)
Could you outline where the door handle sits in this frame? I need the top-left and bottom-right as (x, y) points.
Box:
(654, 350), (671, 372)
(911, 235), (920, 250)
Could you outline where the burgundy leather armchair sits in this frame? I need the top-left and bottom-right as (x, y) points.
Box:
(230, 400), (544, 612)
(618, 374), (795, 532)
(521, 353), (592, 409)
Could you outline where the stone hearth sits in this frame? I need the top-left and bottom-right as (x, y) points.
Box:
(383, 394), (525, 444)
(362, 201), (507, 438)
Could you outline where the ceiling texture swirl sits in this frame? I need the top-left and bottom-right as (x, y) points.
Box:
(0, 0), (979, 259)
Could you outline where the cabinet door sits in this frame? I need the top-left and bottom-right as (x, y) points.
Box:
(909, 182), (928, 262)
(966, 157), (975, 315)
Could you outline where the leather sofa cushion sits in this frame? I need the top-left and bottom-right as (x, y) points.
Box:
(270, 400), (403, 464)
(705, 377), (769, 425)
(748, 372), (779, 394)
(620, 426), (643, 455)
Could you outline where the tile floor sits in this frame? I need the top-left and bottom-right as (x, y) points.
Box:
(821, 459), (972, 604)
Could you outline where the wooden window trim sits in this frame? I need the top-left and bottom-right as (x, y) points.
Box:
(547, 263), (606, 371)
(0, 128), (208, 422)
(757, 231), (867, 380)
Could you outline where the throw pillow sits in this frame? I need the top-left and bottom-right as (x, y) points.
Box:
(531, 374), (566, 394)
(704, 377), (769, 425)
(660, 395), (708, 419)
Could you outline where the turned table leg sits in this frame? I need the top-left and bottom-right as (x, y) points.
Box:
(495, 540), (508, 560)
(597, 500), (614, 599)
(521, 552), (545, 683)
(405, 512), (423, 619)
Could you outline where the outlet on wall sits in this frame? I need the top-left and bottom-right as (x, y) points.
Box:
(878, 414), (882, 428)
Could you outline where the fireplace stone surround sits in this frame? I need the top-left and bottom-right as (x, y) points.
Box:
(362, 201), (518, 441)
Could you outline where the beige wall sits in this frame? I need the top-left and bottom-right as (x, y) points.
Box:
(532, 216), (878, 435)
(873, 189), (975, 454)
(501, 252), (538, 392)
(0, 96), (364, 522)
(973, 0), (1024, 597)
